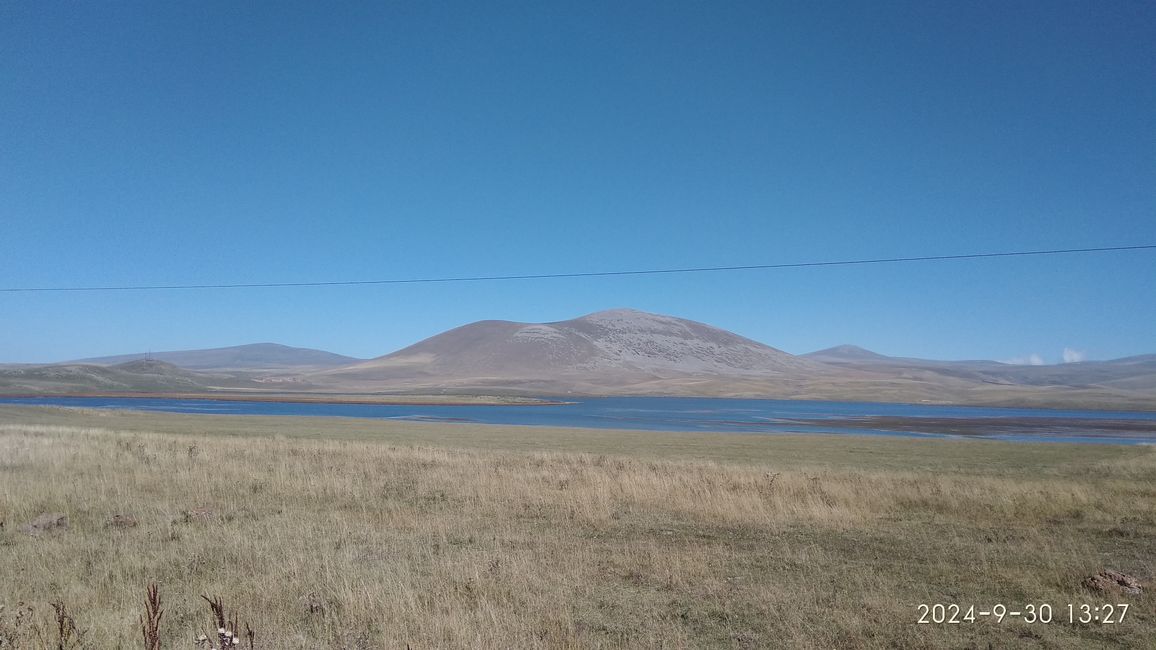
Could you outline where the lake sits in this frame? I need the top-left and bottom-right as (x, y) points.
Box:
(3, 395), (1155, 444)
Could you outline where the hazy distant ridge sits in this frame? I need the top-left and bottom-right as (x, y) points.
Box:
(73, 343), (362, 371)
(804, 344), (1156, 392)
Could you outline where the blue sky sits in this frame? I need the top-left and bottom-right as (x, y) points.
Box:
(2, 1), (1154, 364)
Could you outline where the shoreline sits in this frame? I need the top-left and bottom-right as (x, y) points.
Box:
(2, 398), (1155, 445)
(0, 392), (571, 407)
(807, 415), (1156, 439)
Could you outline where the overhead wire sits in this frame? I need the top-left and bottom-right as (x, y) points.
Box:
(1, 244), (1153, 293)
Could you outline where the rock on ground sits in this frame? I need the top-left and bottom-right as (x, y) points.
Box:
(1083, 570), (1143, 596)
(20, 512), (69, 536)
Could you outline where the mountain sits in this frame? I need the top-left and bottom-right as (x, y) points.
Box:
(313, 310), (1156, 408)
(73, 343), (362, 371)
(5, 310), (1154, 410)
(803, 345), (897, 363)
(318, 308), (832, 395)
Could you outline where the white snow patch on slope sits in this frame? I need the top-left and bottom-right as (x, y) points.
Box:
(566, 309), (801, 374)
(512, 325), (568, 342)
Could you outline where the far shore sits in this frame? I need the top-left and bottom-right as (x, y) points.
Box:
(2, 390), (1155, 413)
(0, 391), (569, 406)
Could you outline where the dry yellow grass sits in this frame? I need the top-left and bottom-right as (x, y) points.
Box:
(0, 407), (1154, 648)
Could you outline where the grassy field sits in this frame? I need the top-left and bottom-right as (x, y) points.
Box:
(0, 406), (1153, 648)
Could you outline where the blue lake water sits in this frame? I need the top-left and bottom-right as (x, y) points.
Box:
(3, 395), (1156, 444)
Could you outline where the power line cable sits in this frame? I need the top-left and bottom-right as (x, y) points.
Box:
(2, 244), (1153, 293)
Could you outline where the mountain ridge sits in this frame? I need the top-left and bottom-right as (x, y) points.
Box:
(72, 342), (362, 371)
(3, 309), (1155, 410)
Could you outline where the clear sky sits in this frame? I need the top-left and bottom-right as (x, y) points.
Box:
(2, 1), (1154, 364)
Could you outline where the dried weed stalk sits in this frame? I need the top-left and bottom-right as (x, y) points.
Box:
(196, 595), (253, 650)
(140, 584), (162, 650)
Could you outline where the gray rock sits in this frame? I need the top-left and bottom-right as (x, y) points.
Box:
(20, 512), (69, 536)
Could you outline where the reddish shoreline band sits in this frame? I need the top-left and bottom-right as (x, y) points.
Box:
(0, 392), (569, 406)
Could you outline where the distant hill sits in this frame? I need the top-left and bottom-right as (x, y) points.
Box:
(803, 344), (896, 363)
(0, 359), (253, 394)
(803, 346), (1156, 393)
(318, 308), (832, 394)
(73, 343), (362, 371)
